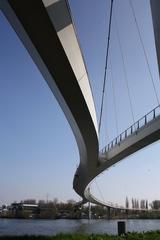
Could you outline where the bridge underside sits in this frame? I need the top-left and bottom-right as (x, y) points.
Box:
(0, 0), (99, 201)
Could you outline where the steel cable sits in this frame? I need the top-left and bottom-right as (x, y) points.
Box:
(128, 0), (160, 105)
(113, 9), (135, 125)
(99, 0), (114, 134)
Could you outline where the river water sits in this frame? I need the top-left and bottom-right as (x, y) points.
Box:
(0, 219), (160, 236)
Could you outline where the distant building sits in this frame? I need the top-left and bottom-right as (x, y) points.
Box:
(1, 205), (9, 216)
(11, 203), (38, 210)
(11, 203), (39, 218)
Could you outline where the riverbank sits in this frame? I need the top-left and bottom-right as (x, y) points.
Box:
(1, 231), (160, 240)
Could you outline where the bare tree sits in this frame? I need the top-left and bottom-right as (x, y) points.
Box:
(125, 197), (129, 209)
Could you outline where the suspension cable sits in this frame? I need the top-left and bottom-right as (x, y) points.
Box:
(128, 0), (160, 105)
(99, 0), (114, 134)
(109, 56), (119, 136)
(110, 56), (118, 136)
(113, 9), (135, 125)
(95, 178), (105, 203)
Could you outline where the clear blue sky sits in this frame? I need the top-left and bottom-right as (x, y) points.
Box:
(0, 0), (160, 207)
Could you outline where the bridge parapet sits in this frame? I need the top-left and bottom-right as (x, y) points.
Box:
(101, 105), (160, 154)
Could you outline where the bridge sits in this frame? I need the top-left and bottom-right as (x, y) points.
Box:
(1, 0), (160, 209)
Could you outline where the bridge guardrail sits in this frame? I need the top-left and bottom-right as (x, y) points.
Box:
(101, 105), (160, 153)
(86, 188), (124, 209)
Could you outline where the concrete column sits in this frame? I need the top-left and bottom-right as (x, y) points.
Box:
(88, 202), (91, 220)
(107, 206), (111, 219)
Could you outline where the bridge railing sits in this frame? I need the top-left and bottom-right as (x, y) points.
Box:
(101, 105), (160, 153)
(87, 188), (124, 209)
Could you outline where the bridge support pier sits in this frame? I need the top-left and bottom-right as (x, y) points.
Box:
(107, 206), (111, 219)
(126, 209), (129, 218)
(88, 202), (91, 220)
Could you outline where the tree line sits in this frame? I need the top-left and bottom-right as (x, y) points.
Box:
(125, 197), (160, 210)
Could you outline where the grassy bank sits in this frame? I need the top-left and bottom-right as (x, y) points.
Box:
(1, 231), (160, 240)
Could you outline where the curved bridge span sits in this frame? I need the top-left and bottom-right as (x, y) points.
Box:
(1, 0), (160, 207)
